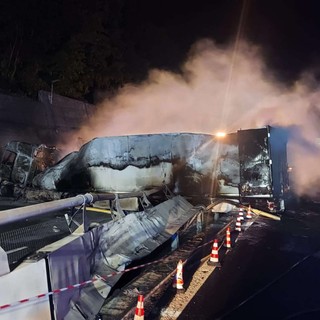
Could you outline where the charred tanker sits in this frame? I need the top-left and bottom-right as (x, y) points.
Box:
(32, 126), (289, 212)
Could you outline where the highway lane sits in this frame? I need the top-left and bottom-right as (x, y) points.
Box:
(177, 203), (320, 320)
(3, 198), (319, 320)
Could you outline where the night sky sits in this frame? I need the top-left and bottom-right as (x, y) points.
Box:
(125, 0), (320, 82)
(1, 0), (320, 102)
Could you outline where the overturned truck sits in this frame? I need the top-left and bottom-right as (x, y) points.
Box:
(33, 125), (289, 212)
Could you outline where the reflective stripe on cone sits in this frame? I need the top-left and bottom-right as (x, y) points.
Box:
(208, 239), (221, 267)
(173, 260), (185, 292)
(235, 217), (242, 232)
(134, 294), (144, 320)
(224, 227), (231, 249)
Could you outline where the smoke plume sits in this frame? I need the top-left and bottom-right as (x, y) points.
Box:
(61, 39), (320, 197)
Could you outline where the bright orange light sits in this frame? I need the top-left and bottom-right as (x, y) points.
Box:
(216, 132), (226, 138)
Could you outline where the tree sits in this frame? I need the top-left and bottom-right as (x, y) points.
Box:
(0, 0), (127, 102)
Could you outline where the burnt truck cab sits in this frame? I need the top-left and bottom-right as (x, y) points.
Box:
(0, 141), (57, 192)
(238, 126), (289, 212)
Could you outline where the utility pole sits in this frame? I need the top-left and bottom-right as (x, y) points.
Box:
(49, 79), (60, 104)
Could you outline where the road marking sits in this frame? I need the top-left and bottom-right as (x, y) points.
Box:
(159, 262), (217, 320)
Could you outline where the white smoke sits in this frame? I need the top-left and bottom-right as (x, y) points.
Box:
(60, 39), (320, 197)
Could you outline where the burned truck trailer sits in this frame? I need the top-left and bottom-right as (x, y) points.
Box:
(237, 126), (289, 212)
(33, 126), (289, 212)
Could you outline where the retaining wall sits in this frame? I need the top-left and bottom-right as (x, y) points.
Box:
(0, 90), (96, 149)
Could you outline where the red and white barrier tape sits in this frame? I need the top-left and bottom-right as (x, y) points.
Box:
(0, 279), (93, 310)
(1, 219), (235, 311)
(0, 256), (168, 310)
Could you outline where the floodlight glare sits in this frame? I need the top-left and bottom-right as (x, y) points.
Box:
(216, 132), (226, 138)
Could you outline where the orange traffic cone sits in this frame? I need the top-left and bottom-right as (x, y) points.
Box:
(208, 239), (221, 267)
(246, 205), (253, 219)
(238, 207), (244, 220)
(134, 294), (144, 320)
(235, 216), (242, 232)
(173, 260), (185, 292)
(224, 227), (231, 249)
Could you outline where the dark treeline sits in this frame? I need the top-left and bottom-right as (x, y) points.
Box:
(0, 0), (128, 102)
(0, 0), (241, 103)
(0, 0), (319, 103)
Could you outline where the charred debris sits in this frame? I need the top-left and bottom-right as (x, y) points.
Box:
(0, 126), (290, 213)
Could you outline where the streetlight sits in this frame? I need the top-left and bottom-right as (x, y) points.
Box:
(49, 79), (60, 104)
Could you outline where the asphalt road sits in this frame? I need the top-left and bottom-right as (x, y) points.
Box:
(2, 199), (320, 319)
(177, 202), (320, 320)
